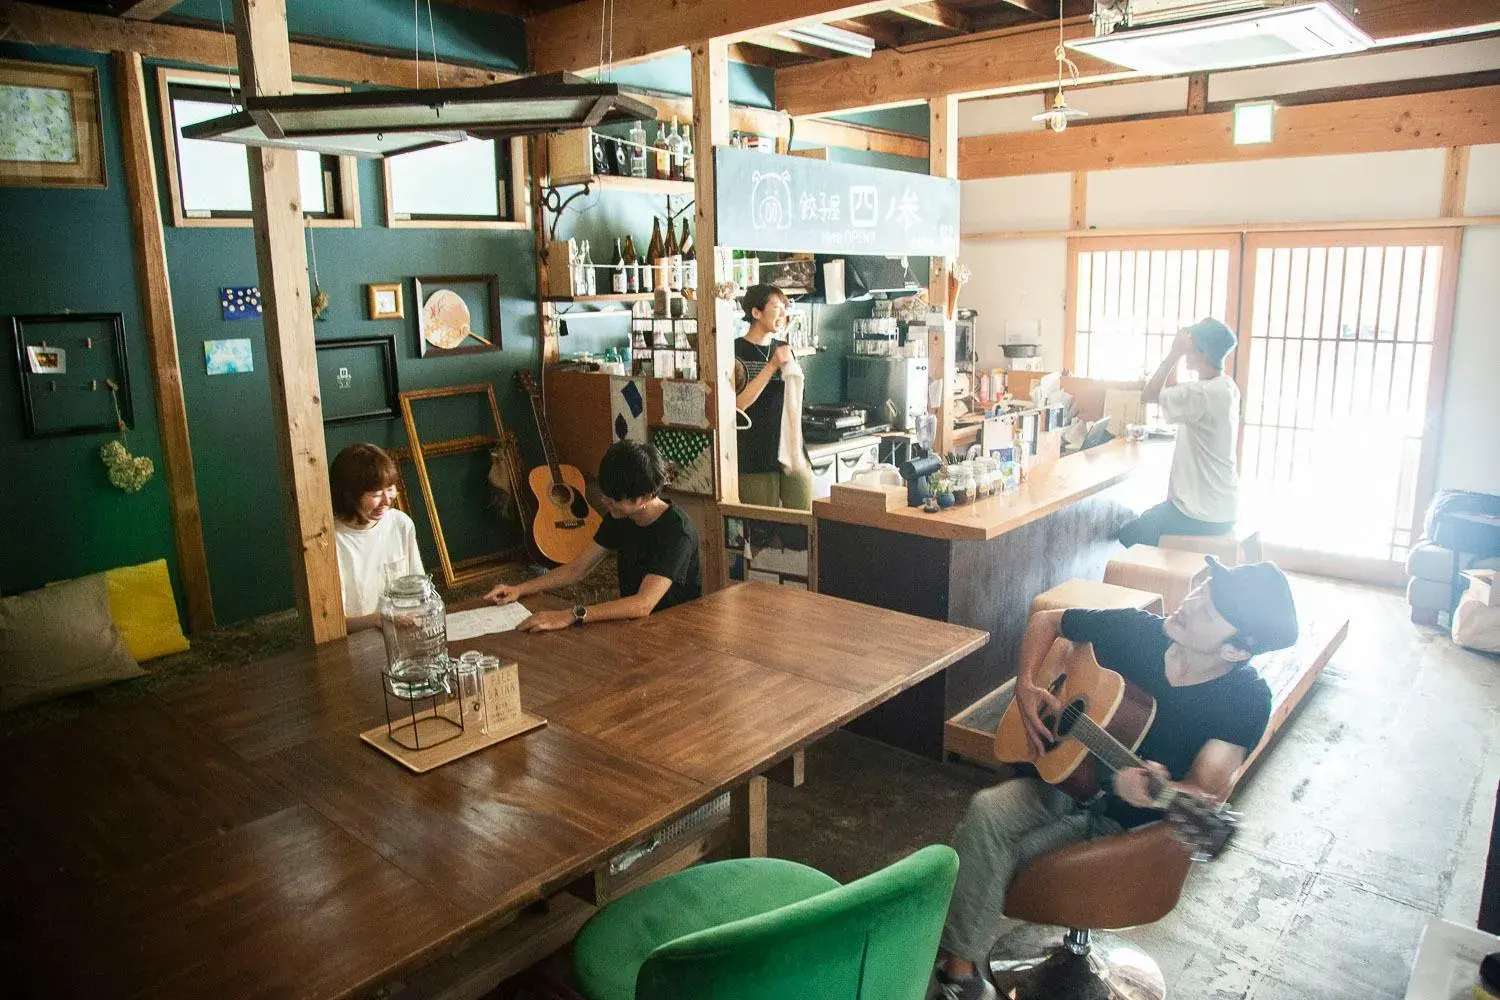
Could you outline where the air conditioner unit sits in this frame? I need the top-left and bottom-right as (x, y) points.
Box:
(1068, 1), (1372, 75)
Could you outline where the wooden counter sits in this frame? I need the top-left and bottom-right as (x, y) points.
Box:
(815, 440), (1171, 758)
(812, 439), (1169, 542)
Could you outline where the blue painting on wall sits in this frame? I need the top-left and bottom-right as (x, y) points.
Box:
(220, 286), (263, 321)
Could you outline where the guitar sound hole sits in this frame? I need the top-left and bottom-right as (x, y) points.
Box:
(1039, 715), (1060, 753)
(1054, 698), (1087, 738)
(548, 484), (574, 508)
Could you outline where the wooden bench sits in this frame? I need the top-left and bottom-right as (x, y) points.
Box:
(1104, 544), (1211, 614)
(943, 614), (1349, 771)
(1031, 578), (1164, 616)
(1158, 524), (1264, 566)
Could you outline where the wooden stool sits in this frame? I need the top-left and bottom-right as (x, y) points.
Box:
(1158, 524), (1263, 565)
(1104, 545), (1211, 614)
(1031, 579), (1164, 616)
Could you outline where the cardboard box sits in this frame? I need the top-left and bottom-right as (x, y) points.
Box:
(1463, 569), (1498, 607)
(547, 129), (595, 184)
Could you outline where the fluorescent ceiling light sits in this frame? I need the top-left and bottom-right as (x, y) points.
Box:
(1066, 1), (1373, 74)
(1232, 100), (1275, 143)
(778, 22), (875, 58)
(182, 72), (659, 159)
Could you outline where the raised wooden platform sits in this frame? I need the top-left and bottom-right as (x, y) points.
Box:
(944, 614), (1350, 772)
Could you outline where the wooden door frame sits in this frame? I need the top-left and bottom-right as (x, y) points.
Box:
(1236, 227), (1464, 558)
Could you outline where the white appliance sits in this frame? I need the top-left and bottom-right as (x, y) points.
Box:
(846, 356), (929, 433)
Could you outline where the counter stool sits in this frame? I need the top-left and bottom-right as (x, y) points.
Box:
(1031, 579), (1165, 616)
(1104, 545), (1210, 614)
(1158, 523), (1263, 566)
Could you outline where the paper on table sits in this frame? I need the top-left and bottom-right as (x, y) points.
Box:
(446, 603), (532, 642)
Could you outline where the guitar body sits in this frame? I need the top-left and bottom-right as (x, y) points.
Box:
(527, 463), (602, 565)
(995, 639), (1157, 802)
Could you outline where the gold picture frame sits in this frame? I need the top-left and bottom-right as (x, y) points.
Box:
(0, 59), (106, 189)
(367, 282), (405, 320)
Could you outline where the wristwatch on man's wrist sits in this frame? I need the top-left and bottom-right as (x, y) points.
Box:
(572, 604), (588, 625)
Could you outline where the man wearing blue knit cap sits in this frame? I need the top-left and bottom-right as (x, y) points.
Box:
(1119, 317), (1241, 547)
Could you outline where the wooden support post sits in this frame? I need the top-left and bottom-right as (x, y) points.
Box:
(692, 38), (740, 504)
(1186, 74), (1208, 115)
(1069, 170), (1088, 231)
(233, 0), (344, 643)
(730, 775), (768, 857)
(1441, 145), (1470, 218)
(928, 94), (958, 457)
(114, 52), (216, 633)
(529, 134), (561, 366)
(766, 748), (806, 788)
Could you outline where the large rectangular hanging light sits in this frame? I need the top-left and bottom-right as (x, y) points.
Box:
(182, 72), (661, 159)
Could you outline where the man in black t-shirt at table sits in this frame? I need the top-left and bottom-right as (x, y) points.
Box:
(484, 441), (700, 630)
(934, 557), (1299, 1000)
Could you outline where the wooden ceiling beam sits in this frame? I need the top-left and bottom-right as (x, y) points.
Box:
(959, 83), (1500, 178)
(794, 116), (930, 158)
(893, 3), (973, 33)
(993, 0), (1058, 18)
(830, 17), (905, 49)
(726, 42), (782, 67)
(117, 0), (182, 20)
(747, 33), (828, 57)
(526, 0), (917, 74)
(0, 2), (514, 88)
(775, 0), (1500, 116)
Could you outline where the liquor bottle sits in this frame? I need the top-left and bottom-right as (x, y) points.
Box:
(611, 238), (627, 294)
(646, 218), (664, 292)
(667, 116), (684, 181)
(664, 214), (682, 291)
(651, 122), (671, 180)
(623, 235), (640, 293)
(681, 124), (695, 182)
(680, 219), (696, 291)
(580, 240), (596, 296)
(628, 120), (648, 179)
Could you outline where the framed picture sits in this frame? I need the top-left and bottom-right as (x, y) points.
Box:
(413, 274), (501, 357)
(203, 338), (253, 375)
(316, 336), (399, 424)
(11, 313), (132, 438)
(367, 282), (404, 320)
(0, 58), (106, 189)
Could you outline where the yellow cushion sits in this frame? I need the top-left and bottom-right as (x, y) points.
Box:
(102, 560), (189, 662)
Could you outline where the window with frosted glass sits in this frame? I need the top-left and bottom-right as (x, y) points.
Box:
(386, 138), (511, 221)
(167, 84), (339, 219)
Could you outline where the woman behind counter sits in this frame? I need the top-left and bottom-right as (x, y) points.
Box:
(734, 284), (812, 511)
(331, 443), (424, 632)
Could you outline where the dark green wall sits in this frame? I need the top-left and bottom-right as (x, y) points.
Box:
(0, 46), (181, 603)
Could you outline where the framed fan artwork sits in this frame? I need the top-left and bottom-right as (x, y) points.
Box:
(413, 275), (501, 358)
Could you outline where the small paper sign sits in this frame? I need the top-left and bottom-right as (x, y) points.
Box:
(482, 661), (522, 733)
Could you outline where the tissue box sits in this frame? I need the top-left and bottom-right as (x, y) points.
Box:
(1464, 569), (1499, 607)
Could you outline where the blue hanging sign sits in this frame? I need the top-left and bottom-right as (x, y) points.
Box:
(713, 146), (959, 257)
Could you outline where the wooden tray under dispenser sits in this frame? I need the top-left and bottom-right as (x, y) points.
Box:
(361, 711), (547, 774)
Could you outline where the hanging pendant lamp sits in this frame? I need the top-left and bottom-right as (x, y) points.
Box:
(1032, 6), (1089, 133)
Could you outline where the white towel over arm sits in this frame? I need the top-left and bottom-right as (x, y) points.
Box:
(778, 359), (812, 476)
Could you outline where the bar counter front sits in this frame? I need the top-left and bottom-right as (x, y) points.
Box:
(813, 439), (1171, 758)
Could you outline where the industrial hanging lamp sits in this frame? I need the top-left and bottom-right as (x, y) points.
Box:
(182, 72), (660, 159)
(1033, 5), (1089, 133)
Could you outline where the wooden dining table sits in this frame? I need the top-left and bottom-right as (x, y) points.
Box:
(0, 581), (986, 1000)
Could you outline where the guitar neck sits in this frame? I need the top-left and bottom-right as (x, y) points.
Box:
(527, 392), (563, 484)
(1064, 709), (1175, 804)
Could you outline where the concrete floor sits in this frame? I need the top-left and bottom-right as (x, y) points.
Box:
(767, 577), (1500, 999)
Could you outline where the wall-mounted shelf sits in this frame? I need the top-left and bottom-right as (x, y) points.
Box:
(544, 293), (654, 304)
(551, 175), (696, 197)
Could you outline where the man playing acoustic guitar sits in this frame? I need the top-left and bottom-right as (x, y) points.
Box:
(934, 557), (1299, 1000)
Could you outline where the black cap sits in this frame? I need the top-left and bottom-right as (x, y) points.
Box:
(1204, 556), (1299, 655)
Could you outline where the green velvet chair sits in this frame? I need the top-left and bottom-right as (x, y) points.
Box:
(572, 844), (959, 1000)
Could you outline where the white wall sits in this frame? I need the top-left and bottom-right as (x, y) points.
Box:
(957, 238), (1069, 367)
(1437, 227), (1500, 496)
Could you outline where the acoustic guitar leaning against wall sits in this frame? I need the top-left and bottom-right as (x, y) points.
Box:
(513, 370), (602, 565)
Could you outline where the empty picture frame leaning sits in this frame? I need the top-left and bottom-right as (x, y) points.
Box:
(11, 312), (132, 437)
(316, 336), (399, 425)
(0, 58), (106, 189)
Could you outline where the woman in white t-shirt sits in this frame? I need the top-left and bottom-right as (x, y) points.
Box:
(331, 443), (424, 631)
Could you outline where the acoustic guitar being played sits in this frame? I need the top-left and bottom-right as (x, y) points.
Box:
(513, 370), (602, 565)
(994, 637), (1239, 861)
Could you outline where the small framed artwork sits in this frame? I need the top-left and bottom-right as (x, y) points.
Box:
(413, 274), (501, 357)
(0, 58), (106, 189)
(367, 282), (404, 320)
(315, 335), (399, 424)
(11, 312), (132, 438)
(203, 338), (253, 375)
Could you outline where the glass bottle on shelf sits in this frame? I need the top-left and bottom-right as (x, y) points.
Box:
(681, 124), (695, 182)
(611, 238), (627, 294)
(580, 240), (597, 296)
(663, 215), (682, 292)
(646, 217), (665, 292)
(667, 116), (684, 181)
(652, 122), (671, 179)
(628, 120), (648, 178)
(623, 235), (640, 293)
(680, 220), (696, 292)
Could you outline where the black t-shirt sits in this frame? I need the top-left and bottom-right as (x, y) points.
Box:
(735, 337), (783, 474)
(1059, 608), (1272, 828)
(593, 502), (702, 612)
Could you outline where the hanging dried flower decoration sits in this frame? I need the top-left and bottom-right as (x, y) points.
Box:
(99, 378), (154, 494)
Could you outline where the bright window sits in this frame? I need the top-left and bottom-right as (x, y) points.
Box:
(385, 138), (514, 223)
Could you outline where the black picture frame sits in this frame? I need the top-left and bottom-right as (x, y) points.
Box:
(315, 335), (399, 425)
(10, 312), (132, 438)
(413, 274), (502, 357)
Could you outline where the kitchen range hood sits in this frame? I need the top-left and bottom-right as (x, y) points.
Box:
(181, 72), (660, 159)
(812, 255), (924, 302)
(1067, 1), (1372, 74)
